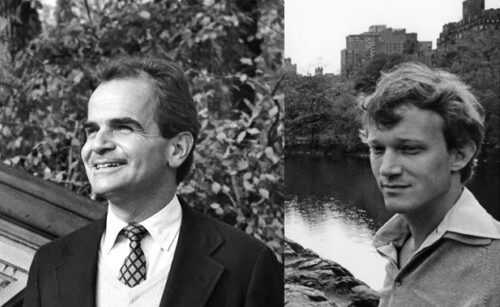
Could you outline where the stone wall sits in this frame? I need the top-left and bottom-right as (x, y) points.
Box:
(285, 238), (380, 307)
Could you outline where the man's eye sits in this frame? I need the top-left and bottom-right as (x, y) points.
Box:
(401, 146), (421, 154)
(370, 146), (384, 155)
(116, 125), (133, 132)
(84, 127), (97, 137)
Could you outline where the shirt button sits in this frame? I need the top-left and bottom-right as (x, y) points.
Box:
(394, 279), (402, 286)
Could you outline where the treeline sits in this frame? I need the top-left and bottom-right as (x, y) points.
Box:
(285, 29), (500, 159)
(283, 73), (365, 156)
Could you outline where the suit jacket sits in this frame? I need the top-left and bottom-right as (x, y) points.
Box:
(22, 200), (284, 307)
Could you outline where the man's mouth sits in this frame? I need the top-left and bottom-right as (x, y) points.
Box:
(91, 160), (126, 170)
(95, 162), (124, 170)
(381, 184), (410, 191)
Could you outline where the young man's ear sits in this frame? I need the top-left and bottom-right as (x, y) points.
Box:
(167, 132), (194, 168)
(450, 141), (476, 172)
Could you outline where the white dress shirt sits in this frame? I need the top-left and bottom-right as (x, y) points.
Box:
(96, 196), (182, 306)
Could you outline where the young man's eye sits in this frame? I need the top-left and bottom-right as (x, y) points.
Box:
(370, 146), (385, 155)
(401, 146), (421, 154)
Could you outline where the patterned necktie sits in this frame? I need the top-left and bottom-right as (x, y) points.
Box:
(118, 224), (148, 287)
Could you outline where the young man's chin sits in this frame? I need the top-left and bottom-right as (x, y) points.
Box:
(383, 197), (415, 214)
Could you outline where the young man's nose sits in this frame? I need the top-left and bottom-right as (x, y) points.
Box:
(379, 149), (403, 177)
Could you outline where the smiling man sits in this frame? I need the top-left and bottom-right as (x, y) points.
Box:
(361, 63), (500, 306)
(23, 56), (283, 307)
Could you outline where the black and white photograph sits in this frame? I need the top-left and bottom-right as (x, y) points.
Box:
(0, 0), (284, 306)
(285, 0), (500, 306)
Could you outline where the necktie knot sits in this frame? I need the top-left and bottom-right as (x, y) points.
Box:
(122, 224), (147, 242)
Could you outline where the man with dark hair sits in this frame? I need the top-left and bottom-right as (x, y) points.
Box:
(361, 63), (500, 306)
(23, 55), (283, 307)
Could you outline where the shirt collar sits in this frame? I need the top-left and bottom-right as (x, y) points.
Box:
(437, 188), (500, 240)
(374, 188), (500, 256)
(102, 195), (183, 255)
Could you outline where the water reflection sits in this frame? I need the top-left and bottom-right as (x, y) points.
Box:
(467, 156), (500, 218)
(285, 157), (392, 225)
(285, 195), (387, 290)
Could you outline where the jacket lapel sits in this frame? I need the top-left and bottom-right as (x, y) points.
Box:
(159, 201), (225, 307)
(55, 217), (105, 307)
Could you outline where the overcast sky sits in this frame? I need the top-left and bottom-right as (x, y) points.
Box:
(285, 0), (500, 75)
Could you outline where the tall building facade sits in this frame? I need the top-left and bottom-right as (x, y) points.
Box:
(438, 0), (500, 49)
(463, 0), (485, 19)
(341, 25), (432, 76)
(341, 25), (383, 76)
(283, 58), (298, 75)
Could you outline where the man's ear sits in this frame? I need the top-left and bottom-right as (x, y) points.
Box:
(167, 132), (194, 169)
(450, 141), (476, 172)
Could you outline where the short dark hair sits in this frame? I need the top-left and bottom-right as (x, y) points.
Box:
(97, 55), (200, 183)
(362, 62), (484, 183)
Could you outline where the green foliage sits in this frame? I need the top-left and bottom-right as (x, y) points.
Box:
(180, 94), (283, 252)
(433, 29), (500, 149)
(0, 0), (283, 257)
(284, 73), (364, 154)
(353, 53), (409, 93)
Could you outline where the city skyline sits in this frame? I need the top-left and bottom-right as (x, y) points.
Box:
(285, 0), (500, 75)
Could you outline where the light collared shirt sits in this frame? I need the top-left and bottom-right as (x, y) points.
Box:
(96, 195), (182, 306)
(374, 188), (500, 307)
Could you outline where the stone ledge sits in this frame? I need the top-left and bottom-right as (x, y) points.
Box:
(285, 237), (380, 307)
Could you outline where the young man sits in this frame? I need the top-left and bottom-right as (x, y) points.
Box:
(23, 56), (283, 307)
(361, 63), (500, 306)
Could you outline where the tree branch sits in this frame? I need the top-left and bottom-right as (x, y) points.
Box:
(83, 0), (93, 24)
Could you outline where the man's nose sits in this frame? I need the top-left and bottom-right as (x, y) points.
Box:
(379, 149), (402, 177)
(88, 129), (115, 154)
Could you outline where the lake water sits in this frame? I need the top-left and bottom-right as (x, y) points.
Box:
(285, 155), (500, 290)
